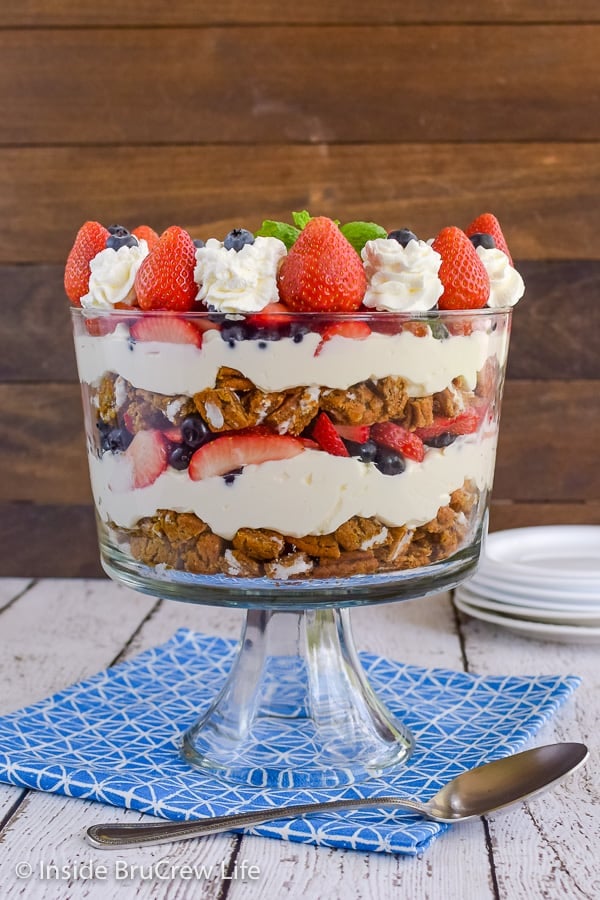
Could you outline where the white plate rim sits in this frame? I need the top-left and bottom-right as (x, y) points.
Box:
(483, 526), (600, 579)
(456, 586), (600, 623)
(454, 594), (600, 641)
(467, 572), (600, 605)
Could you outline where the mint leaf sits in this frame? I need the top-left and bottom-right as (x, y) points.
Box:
(292, 210), (312, 230)
(341, 221), (387, 254)
(256, 219), (300, 250)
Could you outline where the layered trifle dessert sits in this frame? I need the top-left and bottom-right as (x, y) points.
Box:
(68, 212), (523, 589)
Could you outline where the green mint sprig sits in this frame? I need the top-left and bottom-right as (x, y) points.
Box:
(256, 211), (386, 253)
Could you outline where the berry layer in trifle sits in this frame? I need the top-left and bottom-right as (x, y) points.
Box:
(68, 212), (523, 596)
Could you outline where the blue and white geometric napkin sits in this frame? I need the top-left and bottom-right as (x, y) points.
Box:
(0, 629), (579, 856)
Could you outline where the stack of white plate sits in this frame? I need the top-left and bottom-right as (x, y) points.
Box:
(455, 526), (600, 643)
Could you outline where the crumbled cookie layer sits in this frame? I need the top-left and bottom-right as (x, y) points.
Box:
(112, 480), (479, 580)
(92, 369), (475, 444)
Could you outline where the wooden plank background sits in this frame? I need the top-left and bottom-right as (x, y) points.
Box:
(0, 5), (598, 576)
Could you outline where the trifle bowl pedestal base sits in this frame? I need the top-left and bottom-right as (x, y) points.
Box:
(181, 606), (413, 789)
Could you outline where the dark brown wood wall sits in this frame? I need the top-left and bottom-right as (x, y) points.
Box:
(1, 4), (599, 576)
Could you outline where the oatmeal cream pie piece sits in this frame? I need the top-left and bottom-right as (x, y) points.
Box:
(402, 396), (434, 430)
(264, 386), (320, 435)
(265, 552), (314, 580)
(320, 381), (385, 425)
(182, 532), (224, 575)
(221, 548), (263, 577)
(194, 387), (252, 431)
(289, 533), (341, 559)
(335, 516), (389, 553)
(232, 527), (286, 560)
(316, 549), (379, 577)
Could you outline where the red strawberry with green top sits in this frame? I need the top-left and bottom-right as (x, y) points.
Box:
(64, 221), (110, 306)
(135, 225), (198, 311)
(277, 216), (367, 312)
(189, 433), (304, 480)
(465, 213), (513, 266)
(132, 224), (160, 250)
(371, 422), (425, 463)
(123, 430), (168, 490)
(432, 226), (490, 310)
(130, 315), (202, 346)
(312, 412), (350, 457)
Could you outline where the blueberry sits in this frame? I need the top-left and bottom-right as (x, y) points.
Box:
(223, 228), (255, 252)
(253, 325), (283, 343)
(168, 444), (194, 470)
(221, 322), (248, 345)
(345, 439), (378, 463)
(428, 318), (450, 340)
(387, 228), (418, 247)
(181, 416), (210, 448)
(223, 467), (244, 485)
(101, 428), (132, 453)
(289, 322), (310, 343)
(374, 447), (406, 476)
(193, 238), (206, 249)
(468, 232), (496, 251)
(106, 225), (138, 251)
(424, 432), (457, 448)
(96, 419), (111, 436)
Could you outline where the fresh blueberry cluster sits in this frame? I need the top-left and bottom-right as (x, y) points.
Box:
(106, 224), (139, 251)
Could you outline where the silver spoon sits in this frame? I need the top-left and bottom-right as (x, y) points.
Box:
(87, 742), (588, 849)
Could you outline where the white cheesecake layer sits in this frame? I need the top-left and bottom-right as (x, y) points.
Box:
(91, 435), (496, 540)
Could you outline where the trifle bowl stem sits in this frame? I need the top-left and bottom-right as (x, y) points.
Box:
(182, 606), (413, 788)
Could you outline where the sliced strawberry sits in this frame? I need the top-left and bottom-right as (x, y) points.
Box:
(415, 407), (482, 441)
(64, 221), (110, 306)
(162, 427), (182, 443)
(246, 302), (293, 329)
(465, 212), (513, 266)
(401, 321), (429, 337)
(371, 422), (425, 462)
(84, 315), (122, 337)
(300, 437), (320, 450)
(333, 423), (370, 443)
(315, 321), (371, 355)
(189, 433), (304, 480)
(130, 315), (202, 346)
(312, 412), (350, 457)
(126, 430), (168, 489)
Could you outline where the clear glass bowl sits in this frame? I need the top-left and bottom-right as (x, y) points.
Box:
(72, 307), (511, 787)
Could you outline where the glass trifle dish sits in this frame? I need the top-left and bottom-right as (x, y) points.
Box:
(68, 212), (524, 787)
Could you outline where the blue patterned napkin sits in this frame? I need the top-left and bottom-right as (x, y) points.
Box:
(0, 629), (578, 855)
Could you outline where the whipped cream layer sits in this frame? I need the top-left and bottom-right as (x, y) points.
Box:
(75, 326), (508, 398)
(90, 435), (496, 539)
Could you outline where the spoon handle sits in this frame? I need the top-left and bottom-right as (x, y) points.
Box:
(87, 796), (425, 849)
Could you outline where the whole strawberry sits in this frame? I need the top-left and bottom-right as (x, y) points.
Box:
(465, 212), (513, 266)
(132, 224), (160, 250)
(64, 221), (109, 306)
(135, 225), (198, 311)
(277, 216), (367, 312)
(432, 226), (490, 310)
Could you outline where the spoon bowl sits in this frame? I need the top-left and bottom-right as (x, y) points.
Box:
(87, 742), (588, 849)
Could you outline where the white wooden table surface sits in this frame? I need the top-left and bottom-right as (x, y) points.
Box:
(0, 578), (597, 900)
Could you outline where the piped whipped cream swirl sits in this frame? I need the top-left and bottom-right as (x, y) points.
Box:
(81, 240), (149, 309)
(361, 238), (444, 312)
(194, 237), (287, 314)
(476, 247), (525, 307)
